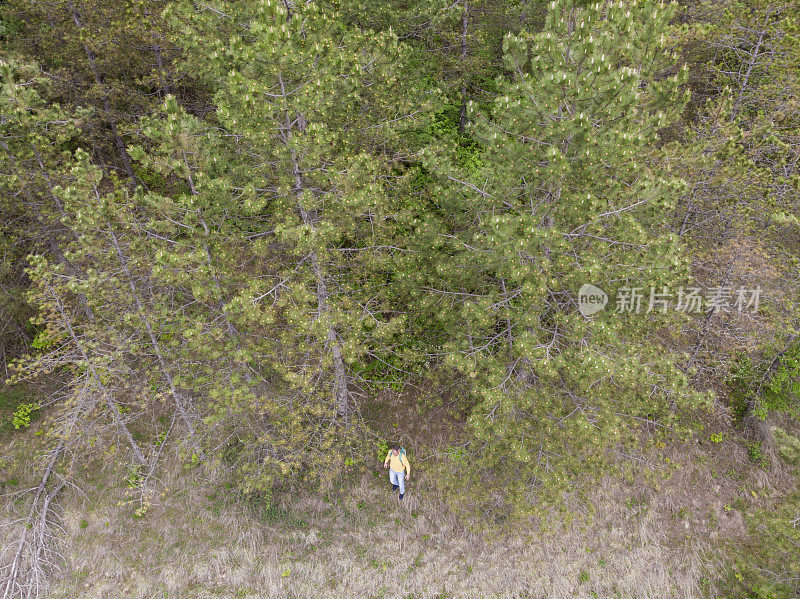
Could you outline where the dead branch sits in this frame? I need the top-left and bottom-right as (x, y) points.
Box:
(1, 441), (66, 599)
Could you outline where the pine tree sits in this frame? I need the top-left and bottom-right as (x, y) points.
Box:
(420, 0), (706, 506)
(0, 58), (79, 366)
(157, 0), (428, 490)
(1, 0), (177, 183)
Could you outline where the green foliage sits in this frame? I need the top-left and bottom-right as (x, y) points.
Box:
(125, 463), (144, 490)
(0, 0), (176, 165)
(762, 346), (800, 418)
(446, 444), (469, 466)
(727, 355), (759, 422)
(0, 15), (23, 40)
(243, 489), (308, 528)
(3, 0), (797, 548)
(673, 0), (800, 406)
(425, 104), (484, 175)
(12, 402), (39, 429)
(376, 439), (389, 461)
(746, 441), (765, 466)
(30, 328), (56, 350)
(716, 491), (800, 598)
(416, 0), (704, 509)
(728, 343), (800, 423)
(0, 384), (38, 434)
(771, 427), (800, 464)
(350, 359), (406, 393)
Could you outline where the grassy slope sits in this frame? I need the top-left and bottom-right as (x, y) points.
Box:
(44, 468), (713, 599)
(2, 385), (798, 598)
(1, 442), (789, 598)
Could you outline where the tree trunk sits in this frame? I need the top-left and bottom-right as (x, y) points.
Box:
(730, 12), (771, 121)
(68, 3), (138, 187)
(177, 147), (258, 386)
(48, 284), (147, 466)
(459, 0), (469, 135)
(277, 74), (350, 421)
(108, 227), (205, 458)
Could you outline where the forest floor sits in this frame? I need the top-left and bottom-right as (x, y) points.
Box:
(2, 390), (797, 598)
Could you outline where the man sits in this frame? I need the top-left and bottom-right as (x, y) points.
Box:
(383, 443), (410, 500)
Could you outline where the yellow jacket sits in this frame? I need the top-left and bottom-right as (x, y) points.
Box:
(384, 450), (410, 475)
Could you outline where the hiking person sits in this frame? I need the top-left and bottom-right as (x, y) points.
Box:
(383, 443), (410, 500)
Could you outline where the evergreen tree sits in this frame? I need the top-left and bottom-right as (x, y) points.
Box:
(157, 0), (428, 489)
(329, 0), (545, 135)
(0, 58), (78, 368)
(0, 0), (178, 183)
(420, 0), (706, 505)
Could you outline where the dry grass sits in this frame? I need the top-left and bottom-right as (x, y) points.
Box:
(2, 434), (771, 599)
(2, 387), (787, 599)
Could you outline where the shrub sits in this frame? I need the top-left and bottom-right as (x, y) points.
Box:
(12, 402), (39, 429)
(771, 427), (800, 464)
(716, 491), (800, 598)
(746, 441), (765, 465)
(0, 384), (39, 434)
